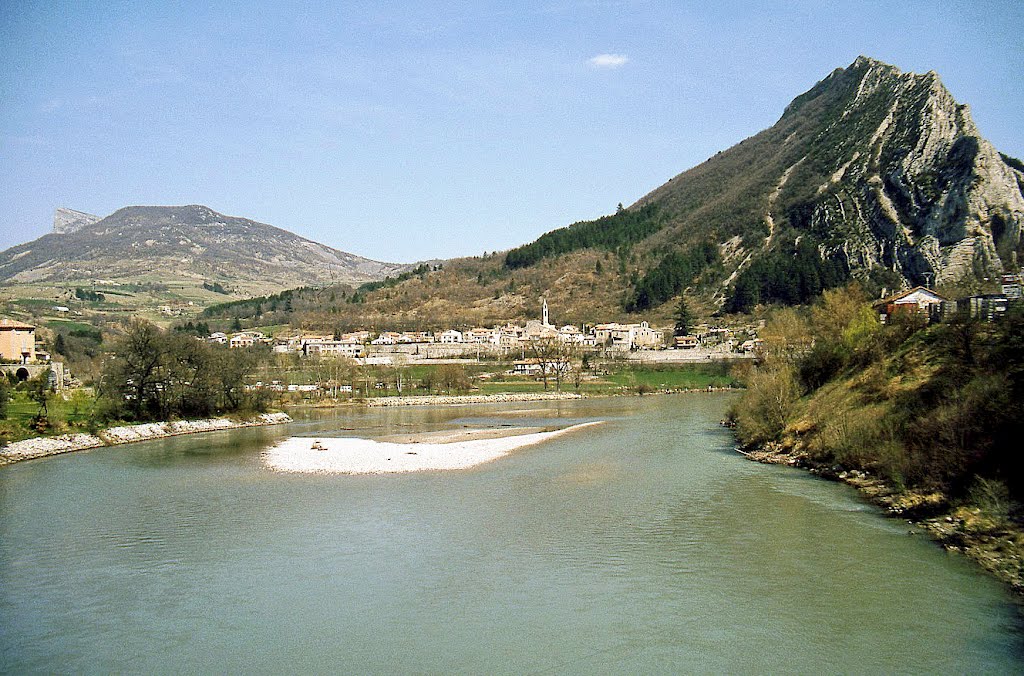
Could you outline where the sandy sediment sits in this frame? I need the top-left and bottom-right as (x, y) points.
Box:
(0, 413), (293, 466)
(374, 426), (550, 443)
(263, 421), (604, 475)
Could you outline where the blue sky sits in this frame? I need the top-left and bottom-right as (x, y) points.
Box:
(2, 1), (1022, 263)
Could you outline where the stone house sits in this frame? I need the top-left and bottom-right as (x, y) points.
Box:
(594, 322), (664, 350)
(674, 335), (699, 349)
(958, 294), (1009, 322)
(875, 287), (947, 323)
(371, 332), (402, 345)
(439, 329), (464, 344)
(399, 332), (434, 343)
(304, 339), (364, 359)
(556, 325), (590, 345)
(1001, 273), (1023, 300)
(465, 328), (500, 345)
(0, 318), (36, 363)
(229, 331), (266, 349)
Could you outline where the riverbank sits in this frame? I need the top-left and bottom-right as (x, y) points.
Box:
(0, 412), (293, 466)
(365, 392), (585, 407)
(737, 439), (1024, 596)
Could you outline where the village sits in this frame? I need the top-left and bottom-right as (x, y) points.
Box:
(206, 298), (762, 368)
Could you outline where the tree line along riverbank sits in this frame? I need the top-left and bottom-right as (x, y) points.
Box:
(0, 320), (279, 447)
(728, 285), (1024, 594)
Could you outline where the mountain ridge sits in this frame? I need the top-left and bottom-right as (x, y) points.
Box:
(53, 207), (101, 234)
(0, 204), (410, 294)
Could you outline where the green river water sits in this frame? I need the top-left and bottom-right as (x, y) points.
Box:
(1, 394), (1021, 673)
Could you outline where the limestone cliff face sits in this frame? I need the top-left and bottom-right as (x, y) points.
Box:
(785, 57), (1024, 284)
(636, 56), (1024, 291)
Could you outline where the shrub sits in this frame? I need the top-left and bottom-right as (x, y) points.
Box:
(799, 342), (847, 390)
(731, 364), (801, 446)
(967, 477), (1012, 526)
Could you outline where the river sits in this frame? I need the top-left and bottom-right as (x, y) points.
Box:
(1, 394), (1021, 673)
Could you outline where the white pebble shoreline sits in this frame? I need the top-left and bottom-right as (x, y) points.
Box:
(263, 421), (604, 475)
(0, 413), (293, 465)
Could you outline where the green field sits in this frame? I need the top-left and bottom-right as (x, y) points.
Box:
(283, 362), (742, 397)
(1, 390), (100, 443)
(603, 365), (738, 390)
(46, 319), (99, 333)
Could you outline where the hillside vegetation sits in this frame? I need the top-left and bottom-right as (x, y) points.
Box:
(504, 204), (666, 269)
(197, 250), (660, 331)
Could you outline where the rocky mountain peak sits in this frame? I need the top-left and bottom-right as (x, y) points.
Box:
(615, 56), (1024, 309)
(53, 207), (100, 234)
(104, 204), (233, 227)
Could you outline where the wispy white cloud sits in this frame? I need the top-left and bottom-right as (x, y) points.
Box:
(588, 53), (629, 69)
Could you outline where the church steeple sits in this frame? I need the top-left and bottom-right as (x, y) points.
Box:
(542, 297), (549, 326)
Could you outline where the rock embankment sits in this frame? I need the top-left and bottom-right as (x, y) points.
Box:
(0, 412), (292, 466)
(737, 440), (945, 517)
(366, 392), (584, 407)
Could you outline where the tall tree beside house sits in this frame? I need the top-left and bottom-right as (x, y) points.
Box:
(106, 321), (164, 420)
(0, 376), (9, 419)
(674, 297), (694, 337)
(26, 367), (53, 429)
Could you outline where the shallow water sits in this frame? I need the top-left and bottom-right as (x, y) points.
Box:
(1, 394), (1021, 673)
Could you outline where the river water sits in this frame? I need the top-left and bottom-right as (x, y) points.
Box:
(1, 394), (1021, 673)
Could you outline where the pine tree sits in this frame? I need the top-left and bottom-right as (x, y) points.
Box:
(674, 297), (694, 336)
